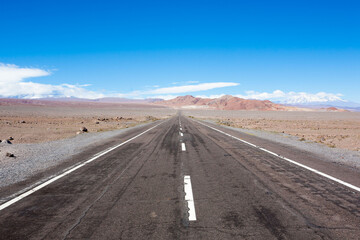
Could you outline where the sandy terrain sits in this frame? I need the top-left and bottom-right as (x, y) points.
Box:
(0, 104), (176, 143)
(182, 109), (360, 151)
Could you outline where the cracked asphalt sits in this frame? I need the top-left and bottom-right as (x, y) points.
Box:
(0, 113), (359, 239)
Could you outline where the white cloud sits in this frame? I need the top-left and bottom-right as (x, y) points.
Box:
(234, 90), (345, 104)
(0, 63), (104, 99)
(6, 63), (342, 104)
(0, 63), (50, 83)
(195, 94), (226, 99)
(146, 82), (239, 94)
(0, 63), (240, 100)
(149, 95), (179, 100)
(194, 90), (345, 104)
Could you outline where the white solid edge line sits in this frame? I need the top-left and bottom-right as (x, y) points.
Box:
(0, 121), (165, 211)
(184, 176), (197, 221)
(195, 120), (360, 193)
(182, 143), (186, 151)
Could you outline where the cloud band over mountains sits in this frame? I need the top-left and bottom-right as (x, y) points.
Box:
(0, 63), (347, 104)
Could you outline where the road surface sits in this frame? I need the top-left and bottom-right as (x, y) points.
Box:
(0, 114), (359, 239)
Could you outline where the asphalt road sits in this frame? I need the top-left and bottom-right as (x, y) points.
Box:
(0, 114), (359, 239)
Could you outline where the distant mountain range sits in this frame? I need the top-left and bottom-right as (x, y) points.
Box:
(155, 95), (310, 111)
(282, 101), (360, 112)
(39, 97), (163, 103)
(1, 96), (357, 112)
(0, 97), (164, 108)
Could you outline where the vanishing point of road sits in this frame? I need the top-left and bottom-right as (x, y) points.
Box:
(0, 113), (359, 239)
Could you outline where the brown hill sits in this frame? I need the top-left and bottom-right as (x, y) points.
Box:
(156, 95), (300, 111)
(323, 107), (349, 112)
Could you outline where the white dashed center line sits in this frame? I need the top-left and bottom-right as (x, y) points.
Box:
(180, 132), (183, 137)
(181, 143), (186, 151)
(180, 127), (182, 131)
(184, 176), (197, 221)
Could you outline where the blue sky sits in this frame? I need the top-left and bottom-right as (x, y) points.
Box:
(0, 0), (359, 103)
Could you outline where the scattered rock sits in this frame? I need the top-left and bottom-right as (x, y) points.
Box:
(150, 211), (157, 218)
(95, 121), (100, 124)
(8, 136), (14, 140)
(219, 120), (231, 126)
(1, 139), (12, 144)
(97, 118), (109, 121)
(6, 152), (14, 157)
(21, 120), (26, 123)
(145, 116), (158, 121)
(80, 127), (88, 132)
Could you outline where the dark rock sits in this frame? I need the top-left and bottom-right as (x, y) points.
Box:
(1, 139), (12, 144)
(6, 152), (14, 157)
(80, 127), (88, 132)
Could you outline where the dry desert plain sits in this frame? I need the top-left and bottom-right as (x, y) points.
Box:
(1, 103), (360, 151)
(0, 102), (175, 143)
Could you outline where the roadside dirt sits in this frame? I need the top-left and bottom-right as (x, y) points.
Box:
(0, 104), (175, 143)
(183, 110), (360, 151)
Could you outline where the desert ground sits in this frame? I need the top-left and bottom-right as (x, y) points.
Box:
(182, 109), (360, 152)
(2, 103), (359, 152)
(0, 103), (176, 144)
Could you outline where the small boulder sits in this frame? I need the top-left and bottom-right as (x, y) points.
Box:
(97, 118), (109, 121)
(80, 127), (88, 132)
(1, 139), (12, 144)
(219, 120), (231, 126)
(145, 116), (158, 121)
(8, 136), (14, 140)
(21, 120), (26, 123)
(6, 152), (14, 157)
(95, 121), (100, 124)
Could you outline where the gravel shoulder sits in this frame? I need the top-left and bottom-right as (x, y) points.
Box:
(0, 121), (158, 189)
(204, 119), (360, 170)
